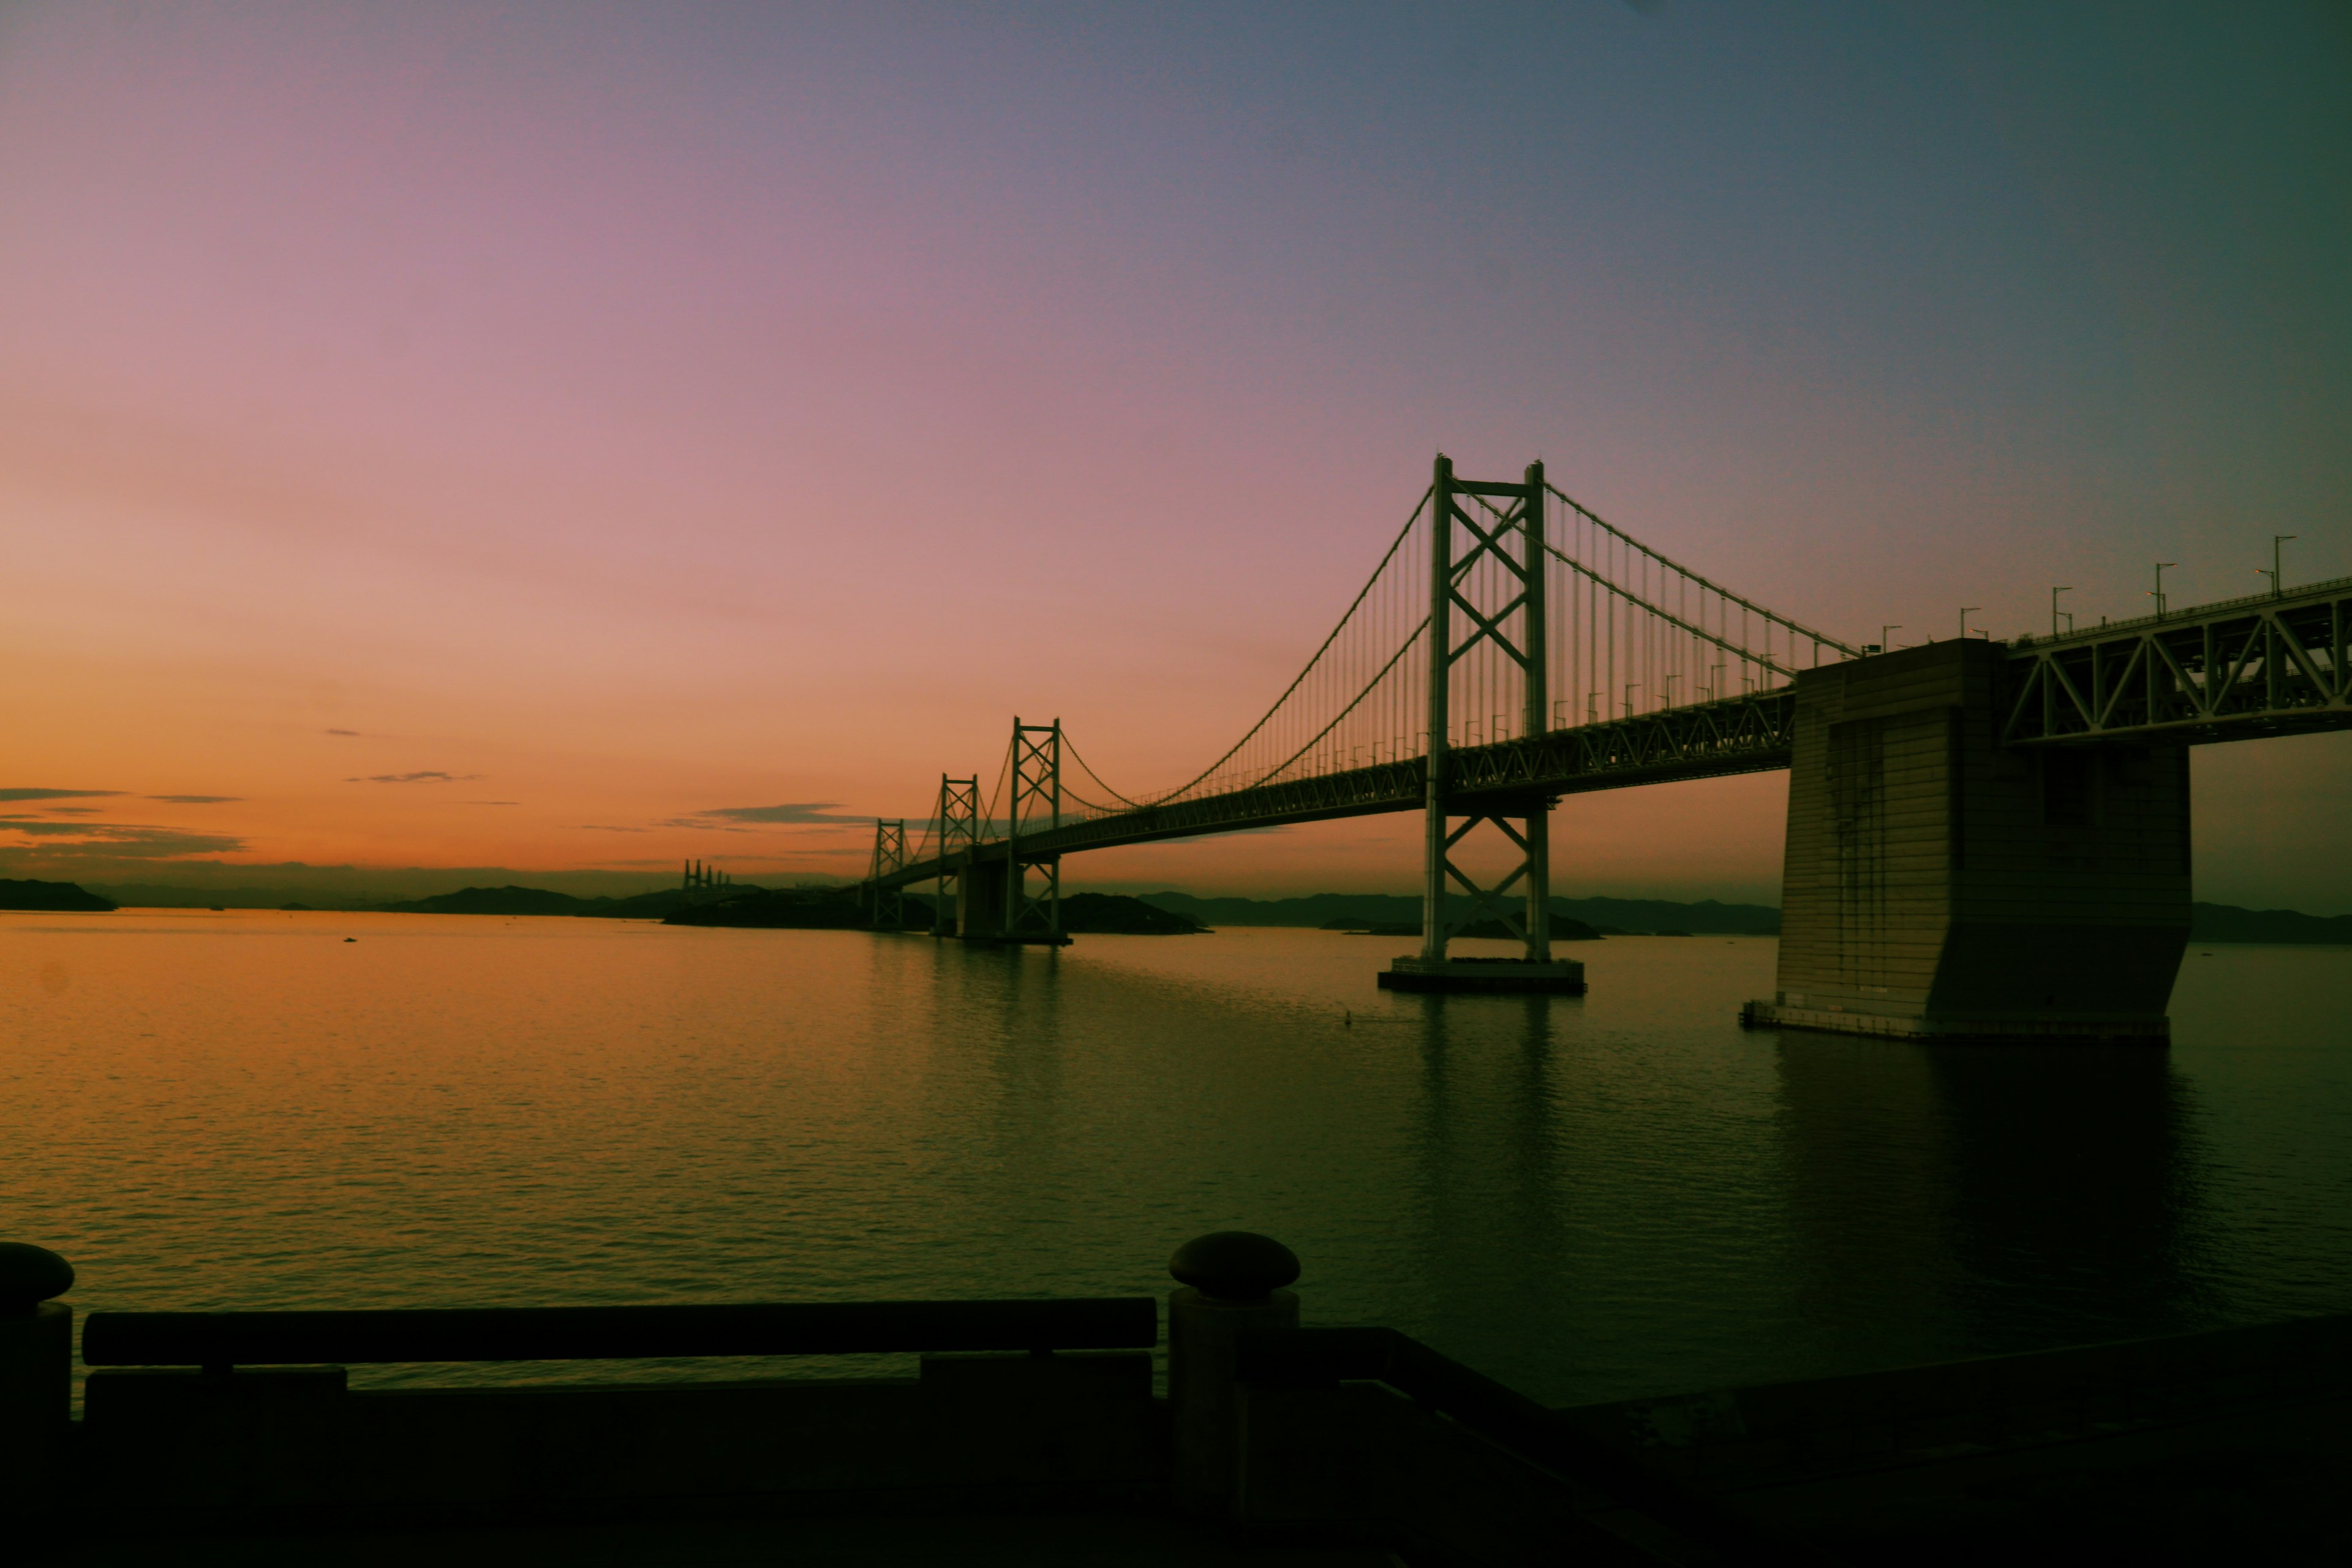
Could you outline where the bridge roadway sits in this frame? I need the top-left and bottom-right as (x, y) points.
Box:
(871, 575), (2350, 895)
(872, 688), (1798, 892)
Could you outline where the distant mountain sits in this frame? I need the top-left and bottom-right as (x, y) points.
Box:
(2190, 903), (2352, 944)
(578, 886), (747, 920)
(1142, 891), (1780, 935)
(665, 885), (873, 929)
(86, 884), (382, 910)
(377, 885), (594, 916)
(372, 884), (775, 919)
(1322, 914), (1603, 941)
(0, 878), (118, 912)
(1061, 892), (1205, 935)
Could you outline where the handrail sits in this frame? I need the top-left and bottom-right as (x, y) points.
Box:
(81, 1296), (1158, 1369)
(2009, 572), (2352, 650)
(1238, 1326), (1809, 1564)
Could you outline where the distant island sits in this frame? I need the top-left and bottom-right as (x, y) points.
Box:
(53, 876), (2352, 945)
(1060, 893), (1205, 934)
(1322, 914), (1605, 941)
(379, 884), (737, 920)
(0, 878), (118, 911)
(2188, 903), (2352, 945)
(662, 887), (1204, 934)
(663, 885), (869, 929)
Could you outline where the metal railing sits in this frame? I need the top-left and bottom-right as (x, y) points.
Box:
(80, 1297), (1158, 1372)
(1237, 1325), (1809, 1564)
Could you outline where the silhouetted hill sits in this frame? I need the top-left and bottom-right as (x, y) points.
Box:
(377, 885), (592, 916)
(665, 886), (873, 929)
(0, 878), (117, 911)
(2191, 902), (2352, 944)
(373, 884), (772, 918)
(1145, 891), (1779, 935)
(1061, 892), (1205, 934)
(1322, 914), (1602, 941)
(579, 886), (750, 919)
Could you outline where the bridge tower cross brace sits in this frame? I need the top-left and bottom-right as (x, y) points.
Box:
(1422, 454), (1553, 964)
(933, 774), (981, 936)
(1005, 718), (1063, 942)
(867, 818), (907, 929)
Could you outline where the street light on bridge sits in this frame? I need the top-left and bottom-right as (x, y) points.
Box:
(2051, 586), (2073, 637)
(1959, 607), (1981, 641)
(2150, 562), (2176, 619)
(2260, 535), (2297, 598)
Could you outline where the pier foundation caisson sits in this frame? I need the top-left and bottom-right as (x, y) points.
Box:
(1744, 638), (2188, 1043)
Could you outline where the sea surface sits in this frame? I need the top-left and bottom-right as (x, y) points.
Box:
(5, 910), (2349, 1407)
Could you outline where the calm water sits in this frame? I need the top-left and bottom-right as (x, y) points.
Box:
(5, 910), (2350, 1406)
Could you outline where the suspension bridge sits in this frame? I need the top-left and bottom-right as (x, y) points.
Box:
(862, 457), (2351, 1040)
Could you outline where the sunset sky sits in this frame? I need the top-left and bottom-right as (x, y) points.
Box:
(4, 2), (2347, 909)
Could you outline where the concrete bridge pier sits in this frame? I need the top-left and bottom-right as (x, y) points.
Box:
(952, 851), (1068, 946)
(1745, 639), (2190, 1043)
(956, 854), (1009, 941)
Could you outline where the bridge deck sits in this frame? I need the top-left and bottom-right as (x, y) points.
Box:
(2002, 575), (2351, 745)
(873, 578), (2350, 891)
(876, 691), (1796, 889)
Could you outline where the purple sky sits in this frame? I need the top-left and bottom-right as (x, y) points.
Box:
(3, 2), (2346, 907)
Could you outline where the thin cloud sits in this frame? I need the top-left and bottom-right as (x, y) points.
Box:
(149, 794), (242, 804)
(0, 821), (247, 859)
(462, 800), (521, 806)
(326, 729), (361, 737)
(39, 805), (106, 815)
(347, 771), (483, 784)
(581, 824), (650, 832)
(0, 788), (122, 802)
(665, 802), (864, 831)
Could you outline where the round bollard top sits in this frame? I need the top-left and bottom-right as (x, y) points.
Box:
(0, 1243), (74, 1315)
(1169, 1231), (1300, 1302)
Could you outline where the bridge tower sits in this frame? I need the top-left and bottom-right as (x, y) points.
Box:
(1005, 719), (1065, 943)
(1382, 455), (1584, 993)
(933, 774), (980, 936)
(866, 820), (907, 929)
(955, 719), (1071, 945)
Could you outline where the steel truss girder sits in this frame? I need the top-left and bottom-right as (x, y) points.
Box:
(2001, 578), (2352, 746)
(869, 692), (1797, 892)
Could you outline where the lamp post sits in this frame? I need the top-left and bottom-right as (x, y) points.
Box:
(1959, 606), (1980, 640)
(1879, 624), (1901, 654)
(2150, 563), (2176, 619)
(2260, 535), (2297, 598)
(2051, 586), (2072, 637)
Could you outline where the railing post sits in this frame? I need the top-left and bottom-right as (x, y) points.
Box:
(1422, 454), (1455, 962)
(0, 1245), (74, 1521)
(1167, 1232), (1300, 1517)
